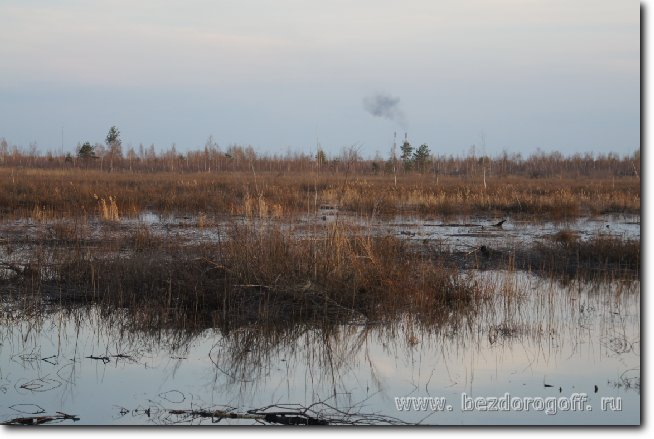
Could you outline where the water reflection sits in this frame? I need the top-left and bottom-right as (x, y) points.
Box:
(0, 273), (639, 425)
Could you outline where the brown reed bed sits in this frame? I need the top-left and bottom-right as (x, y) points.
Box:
(456, 233), (640, 282)
(0, 221), (485, 332)
(0, 167), (640, 221)
(529, 233), (640, 281)
(1, 222), (638, 337)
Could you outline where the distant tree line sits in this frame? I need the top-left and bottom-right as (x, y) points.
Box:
(0, 127), (640, 179)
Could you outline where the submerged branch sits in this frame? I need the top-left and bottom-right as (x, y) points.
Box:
(162, 401), (413, 425)
(3, 412), (80, 426)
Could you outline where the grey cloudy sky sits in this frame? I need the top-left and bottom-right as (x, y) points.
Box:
(0, 0), (640, 158)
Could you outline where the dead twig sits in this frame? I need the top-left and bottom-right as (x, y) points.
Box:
(167, 407), (331, 425)
(3, 412), (80, 425)
(86, 355), (110, 364)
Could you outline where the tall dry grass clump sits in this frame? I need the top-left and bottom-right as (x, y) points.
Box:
(28, 221), (484, 331)
(238, 193), (284, 219)
(31, 204), (51, 223)
(197, 211), (207, 228)
(94, 194), (119, 221)
(219, 222), (482, 322)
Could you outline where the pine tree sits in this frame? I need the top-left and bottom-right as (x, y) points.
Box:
(412, 144), (431, 173)
(316, 148), (326, 167)
(77, 142), (96, 160)
(105, 126), (122, 172)
(105, 126), (121, 148)
(400, 140), (413, 171)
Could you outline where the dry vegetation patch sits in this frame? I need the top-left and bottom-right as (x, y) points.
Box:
(0, 168), (640, 220)
(1, 222), (484, 331)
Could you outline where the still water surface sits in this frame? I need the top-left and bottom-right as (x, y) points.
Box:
(0, 273), (639, 425)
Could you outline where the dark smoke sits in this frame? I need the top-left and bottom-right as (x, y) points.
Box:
(363, 94), (407, 129)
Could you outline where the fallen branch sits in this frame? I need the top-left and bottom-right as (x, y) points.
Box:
(3, 412), (80, 425)
(86, 355), (110, 364)
(167, 408), (328, 425)
(164, 401), (413, 426)
(168, 408), (265, 422)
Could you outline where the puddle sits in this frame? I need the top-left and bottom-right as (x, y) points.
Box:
(0, 273), (640, 425)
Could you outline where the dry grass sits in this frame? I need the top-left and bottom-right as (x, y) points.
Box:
(95, 194), (119, 221)
(464, 233), (641, 281)
(0, 217), (639, 335)
(530, 233), (640, 280)
(0, 162), (639, 332)
(0, 168), (640, 221)
(0, 221), (485, 331)
(550, 230), (580, 244)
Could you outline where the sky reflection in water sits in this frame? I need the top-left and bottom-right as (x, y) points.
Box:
(0, 272), (639, 425)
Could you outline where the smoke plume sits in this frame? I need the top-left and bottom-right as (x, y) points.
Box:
(363, 93), (407, 129)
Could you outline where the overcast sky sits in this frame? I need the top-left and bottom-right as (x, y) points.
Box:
(0, 0), (640, 158)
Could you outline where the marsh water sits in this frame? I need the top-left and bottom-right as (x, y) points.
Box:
(0, 214), (641, 425)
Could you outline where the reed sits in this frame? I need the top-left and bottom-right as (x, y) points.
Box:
(518, 233), (640, 281)
(94, 194), (119, 221)
(0, 167), (639, 220)
(0, 220), (485, 331)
